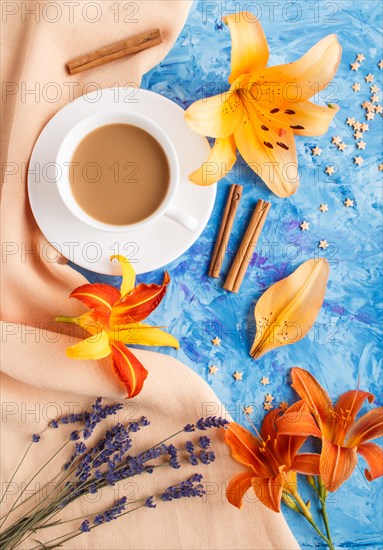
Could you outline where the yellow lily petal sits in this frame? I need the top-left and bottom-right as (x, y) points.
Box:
(189, 135), (237, 186)
(224, 11), (269, 84)
(66, 330), (111, 360)
(110, 255), (136, 298)
(250, 259), (329, 359)
(254, 34), (342, 101)
(185, 89), (244, 139)
(56, 312), (101, 336)
(111, 323), (179, 349)
(234, 100), (298, 197)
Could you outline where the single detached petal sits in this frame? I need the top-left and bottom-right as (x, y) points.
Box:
(346, 407), (383, 447)
(224, 422), (270, 477)
(110, 340), (148, 398)
(226, 471), (254, 509)
(320, 438), (358, 492)
(189, 136), (237, 186)
(256, 34), (342, 101)
(66, 331), (111, 360)
(111, 323), (179, 349)
(357, 442), (383, 481)
(290, 367), (334, 437)
(291, 453), (320, 475)
(234, 100), (298, 197)
(333, 390), (374, 444)
(110, 255), (136, 298)
(110, 272), (170, 325)
(185, 90), (244, 138)
(223, 11), (269, 83)
(250, 259), (329, 359)
(70, 283), (120, 326)
(251, 472), (284, 512)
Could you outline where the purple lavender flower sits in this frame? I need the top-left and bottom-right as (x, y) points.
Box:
(144, 497), (156, 508)
(49, 419), (59, 428)
(198, 436), (210, 449)
(184, 417), (228, 432)
(160, 474), (205, 501)
(185, 441), (194, 454)
(200, 451), (215, 465)
(80, 519), (90, 532)
(31, 434), (40, 443)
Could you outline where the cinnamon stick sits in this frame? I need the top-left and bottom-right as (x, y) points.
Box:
(208, 184), (243, 278)
(223, 199), (271, 293)
(67, 28), (162, 75)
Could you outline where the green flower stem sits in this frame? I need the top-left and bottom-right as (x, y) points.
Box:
(317, 478), (334, 548)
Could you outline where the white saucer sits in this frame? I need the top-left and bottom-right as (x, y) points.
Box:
(28, 88), (216, 275)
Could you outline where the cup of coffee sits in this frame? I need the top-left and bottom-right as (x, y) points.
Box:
(56, 111), (198, 232)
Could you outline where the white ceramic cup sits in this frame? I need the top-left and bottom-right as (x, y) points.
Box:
(55, 111), (198, 232)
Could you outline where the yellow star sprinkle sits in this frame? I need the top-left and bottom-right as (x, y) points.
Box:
(300, 221), (310, 231)
(338, 142), (348, 151)
(350, 62), (360, 71)
(332, 136), (342, 145)
(211, 336), (221, 346)
(356, 53), (365, 62)
(353, 121), (362, 130)
(361, 123), (369, 132)
(233, 371), (242, 381)
(357, 140), (366, 150)
(344, 198), (354, 208)
(354, 156), (364, 166)
(378, 163), (383, 171)
(319, 240), (329, 249)
(365, 73), (374, 82)
(279, 402), (289, 411)
(325, 166), (335, 176)
(263, 402), (273, 411)
(366, 112), (375, 121)
(312, 146), (322, 156)
(260, 376), (270, 386)
(346, 117), (355, 126)
(354, 131), (363, 140)
(361, 101), (371, 109)
(352, 83), (360, 92)
(378, 60), (383, 69)
(371, 85), (380, 93)
(265, 393), (274, 403)
(319, 204), (329, 213)
(243, 405), (253, 415)
(375, 105), (383, 114)
(209, 365), (219, 374)
(371, 94), (379, 103)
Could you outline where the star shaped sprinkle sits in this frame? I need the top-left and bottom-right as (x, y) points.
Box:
(356, 53), (365, 62)
(351, 83), (360, 92)
(265, 393), (274, 403)
(312, 146), (322, 156)
(353, 121), (362, 130)
(354, 156), (364, 166)
(300, 221), (310, 231)
(371, 94), (379, 103)
(366, 112), (375, 121)
(319, 240), (329, 249)
(375, 105), (383, 114)
(350, 62), (360, 71)
(319, 204), (329, 213)
(243, 405), (254, 415)
(346, 117), (355, 126)
(209, 365), (219, 374)
(263, 402), (273, 411)
(260, 376), (270, 386)
(233, 371), (242, 381)
(378, 163), (383, 171)
(365, 73), (374, 82)
(378, 60), (383, 69)
(371, 85), (380, 93)
(344, 198), (354, 208)
(325, 166), (335, 176)
(357, 140), (366, 150)
(211, 336), (221, 346)
(354, 131), (364, 140)
(332, 135), (342, 145)
(338, 142), (347, 151)
(361, 123), (369, 132)
(279, 402), (289, 411)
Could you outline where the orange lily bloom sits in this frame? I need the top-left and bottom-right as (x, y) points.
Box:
(55, 255), (179, 398)
(185, 12), (342, 196)
(277, 368), (383, 491)
(224, 403), (320, 512)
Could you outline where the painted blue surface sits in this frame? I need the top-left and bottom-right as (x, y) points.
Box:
(73, 1), (383, 547)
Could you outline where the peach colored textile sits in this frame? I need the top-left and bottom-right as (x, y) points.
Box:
(0, 2), (298, 548)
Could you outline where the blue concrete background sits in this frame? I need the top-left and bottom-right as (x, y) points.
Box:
(73, 1), (383, 547)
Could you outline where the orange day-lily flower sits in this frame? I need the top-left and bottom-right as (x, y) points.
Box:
(55, 255), (179, 398)
(277, 367), (383, 491)
(224, 402), (320, 512)
(185, 12), (342, 196)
